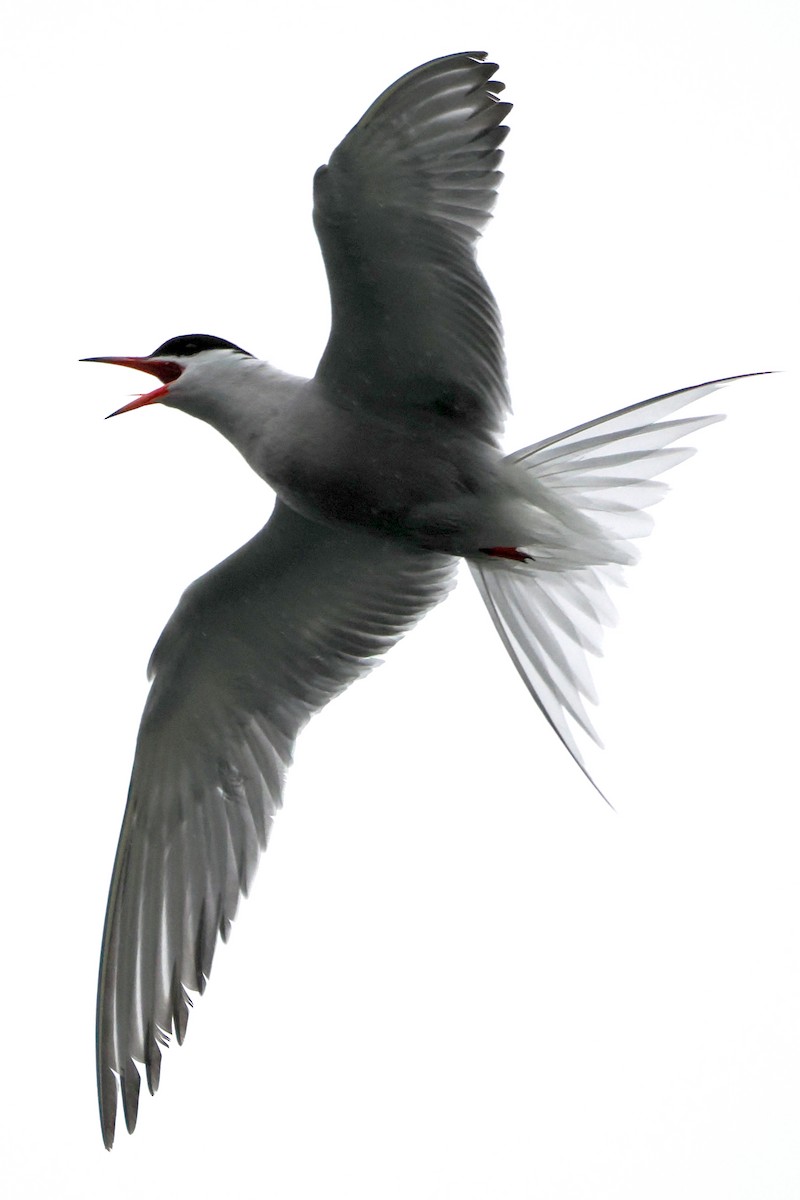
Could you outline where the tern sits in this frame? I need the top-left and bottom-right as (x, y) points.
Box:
(84, 51), (766, 1148)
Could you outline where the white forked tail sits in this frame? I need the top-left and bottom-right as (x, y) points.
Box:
(470, 373), (769, 793)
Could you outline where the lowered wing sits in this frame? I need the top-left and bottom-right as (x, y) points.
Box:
(97, 500), (454, 1147)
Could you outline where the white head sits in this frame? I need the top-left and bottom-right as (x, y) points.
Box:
(82, 334), (256, 419)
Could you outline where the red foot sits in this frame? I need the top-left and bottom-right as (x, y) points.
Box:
(480, 546), (534, 563)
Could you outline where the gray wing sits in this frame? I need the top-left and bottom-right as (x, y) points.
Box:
(313, 52), (511, 439)
(97, 500), (455, 1148)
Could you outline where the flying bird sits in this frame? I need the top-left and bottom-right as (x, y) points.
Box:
(84, 51), (765, 1148)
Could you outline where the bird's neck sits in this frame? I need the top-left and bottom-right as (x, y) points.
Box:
(169, 359), (309, 483)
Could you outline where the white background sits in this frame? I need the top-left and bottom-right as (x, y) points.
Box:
(2, 1), (798, 1196)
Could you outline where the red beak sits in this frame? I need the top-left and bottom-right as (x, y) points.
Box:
(80, 355), (183, 418)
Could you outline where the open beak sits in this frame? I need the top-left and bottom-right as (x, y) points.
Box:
(80, 355), (182, 418)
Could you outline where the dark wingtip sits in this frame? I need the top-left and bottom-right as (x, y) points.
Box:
(145, 1023), (163, 1096)
(171, 966), (192, 1045)
(121, 1062), (141, 1135)
(99, 1066), (118, 1150)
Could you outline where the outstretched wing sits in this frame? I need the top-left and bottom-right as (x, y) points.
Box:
(313, 51), (511, 438)
(97, 501), (455, 1148)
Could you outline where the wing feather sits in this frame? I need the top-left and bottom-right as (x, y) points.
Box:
(313, 52), (511, 436)
(97, 501), (454, 1147)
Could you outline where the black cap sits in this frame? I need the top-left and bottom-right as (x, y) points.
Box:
(150, 334), (252, 358)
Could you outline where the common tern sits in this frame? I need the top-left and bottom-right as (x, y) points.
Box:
(84, 51), (766, 1148)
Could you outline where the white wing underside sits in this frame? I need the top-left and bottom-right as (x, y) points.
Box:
(470, 375), (765, 790)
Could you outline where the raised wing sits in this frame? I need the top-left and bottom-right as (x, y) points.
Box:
(313, 52), (511, 438)
(97, 501), (455, 1147)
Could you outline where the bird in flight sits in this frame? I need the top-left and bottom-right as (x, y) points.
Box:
(84, 51), (765, 1148)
